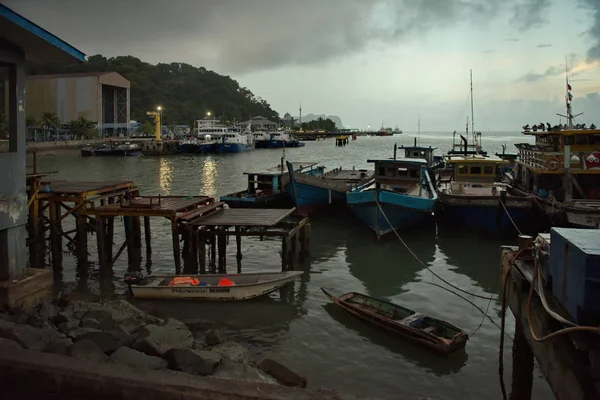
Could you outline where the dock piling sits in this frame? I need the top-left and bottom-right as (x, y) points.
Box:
(198, 230), (206, 274)
(235, 226), (242, 273)
(49, 200), (62, 272)
(217, 227), (226, 273)
(171, 218), (181, 274)
(281, 238), (288, 271)
(143, 216), (152, 257)
(95, 217), (110, 275)
(75, 213), (88, 264)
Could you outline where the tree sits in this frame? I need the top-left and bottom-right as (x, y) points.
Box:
(39, 111), (61, 131)
(26, 116), (37, 127)
(138, 120), (155, 136)
(67, 116), (96, 139)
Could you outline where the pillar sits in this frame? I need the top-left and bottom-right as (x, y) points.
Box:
(49, 200), (63, 272)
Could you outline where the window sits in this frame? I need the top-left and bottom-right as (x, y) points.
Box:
(409, 169), (418, 178)
(458, 165), (468, 174)
(378, 166), (385, 176)
(396, 168), (408, 176)
(470, 166), (482, 174)
(483, 166), (494, 174)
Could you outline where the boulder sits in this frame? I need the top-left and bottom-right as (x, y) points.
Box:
(163, 348), (221, 376)
(108, 347), (168, 370)
(80, 318), (102, 329)
(0, 337), (23, 351)
(161, 318), (188, 330)
(210, 342), (249, 362)
(258, 359), (307, 388)
(212, 359), (279, 385)
(67, 327), (101, 340)
(68, 339), (107, 362)
(0, 319), (62, 351)
(84, 306), (128, 328)
(133, 324), (193, 357)
(62, 301), (96, 320)
(38, 302), (58, 320)
(119, 318), (144, 335)
(58, 320), (80, 334)
(78, 331), (122, 354)
(205, 330), (224, 347)
(43, 338), (73, 355)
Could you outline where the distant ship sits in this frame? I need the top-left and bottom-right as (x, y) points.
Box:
(393, 125), (403, 135)
(376, 126), (402, 136)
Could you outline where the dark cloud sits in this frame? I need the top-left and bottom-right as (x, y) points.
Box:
(0, 0), (578, 74)
(582, 0), (600, 59)
(536, 43), (552, 48)
(517, 65), (562, 82)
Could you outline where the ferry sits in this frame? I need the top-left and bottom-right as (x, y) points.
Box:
(346, 155), (437, 238)
(253, 131), (270, 148)
(220, 161), (324, 208)
(285, 161), (374, 214)
(509, 80), (600, 228)
(265, 131), (305, 148)
(216, 131), (255, 153)
(178, 137), (214, 154)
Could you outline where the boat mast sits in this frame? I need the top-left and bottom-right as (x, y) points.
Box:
(470, 69), (475, 147)
(417, 112), (421, 146)
(557, 57), (582, 128)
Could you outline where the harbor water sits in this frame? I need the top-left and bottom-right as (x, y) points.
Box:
(36, 132), (552, 399)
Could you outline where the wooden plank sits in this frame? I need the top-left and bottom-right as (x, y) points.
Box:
(191, 208), (296, 227)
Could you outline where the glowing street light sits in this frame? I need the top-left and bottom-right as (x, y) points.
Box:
(206, 111), (212, 117)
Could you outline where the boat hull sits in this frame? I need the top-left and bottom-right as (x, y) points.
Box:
(81, 149), (94, 157)
(286, 180), (345, 214)
(220, 191), (293, 209)
(265, 140), (305, 148)
(347, 190), (435, 237)
(130, 272), (302, 301)
(217, 143), (255, 153)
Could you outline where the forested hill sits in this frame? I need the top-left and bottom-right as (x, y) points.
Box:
(28, 55), (280, 125)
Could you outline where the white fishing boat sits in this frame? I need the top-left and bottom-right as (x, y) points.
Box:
(124, 271), (303, 301)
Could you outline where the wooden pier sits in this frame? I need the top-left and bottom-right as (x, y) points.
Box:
(25, 159), (310, 280)
(500, 245), (600, 400)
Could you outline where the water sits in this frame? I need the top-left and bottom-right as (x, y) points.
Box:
(36, 132), (552, 399)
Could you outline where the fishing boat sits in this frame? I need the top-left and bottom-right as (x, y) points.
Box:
(376, 126), (393, 137)
(321, 288), (468, 355)
(264, 131), (305, 148)
(220, 161), (324, 208)
(509, 112), (600, 227)
(216, 125), (255, 153)
(81, 141), (142, 156)
(346, 151), (437, 238)
(495, 144), (519, 180)
(285, 161), (374, 214)
(178, 137), (214, 154)
(124, 271), (303, 301)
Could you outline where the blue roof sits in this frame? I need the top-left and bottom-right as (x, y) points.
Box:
(0, 4), (85, 63)
(367, 158), (428, 165)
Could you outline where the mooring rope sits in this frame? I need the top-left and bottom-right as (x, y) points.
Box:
(499, 198), (523, 235)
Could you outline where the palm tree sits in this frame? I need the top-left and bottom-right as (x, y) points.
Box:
(39, 111), (61, 139)
(67, 116), (96, 139)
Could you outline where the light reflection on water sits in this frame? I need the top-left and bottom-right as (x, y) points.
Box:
(36, 133), (551, 399)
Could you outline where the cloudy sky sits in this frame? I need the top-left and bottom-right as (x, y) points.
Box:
(5, 0), (600, 130)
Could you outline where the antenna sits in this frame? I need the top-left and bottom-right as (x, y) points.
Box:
(417, 112), (421, 146)
(470, 69), (475, 145)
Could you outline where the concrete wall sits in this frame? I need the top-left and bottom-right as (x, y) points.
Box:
(25, 75), (99, 122)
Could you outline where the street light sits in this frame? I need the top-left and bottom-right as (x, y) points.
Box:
(206, 111), (212, 118)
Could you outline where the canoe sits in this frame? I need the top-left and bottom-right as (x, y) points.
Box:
(125, 271), (303, 301)
(321, 288), (468, 355)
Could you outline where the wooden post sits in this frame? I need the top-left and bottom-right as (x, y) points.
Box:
(299, 225), (306, 261)
(36, 199), (46, 267)
(181, 226), (190, 272)
(209, 228), (216, 273)
(75, 212), (88, 264)
(290, 233), (297, 270)
(281, 237), (288, 271)
(509, 320), (534, 400)
(235, 226), (242, 273)
(171, 218), (181, 274)
(198, 230), (206, 274)
(49, 200), (62, 271)
(305, 222), (311, 256)
(27, 179), (40, 268)
(96, 217), (110, 276)
(144, 216), (152, 257)
(189, 227), (198, 274)
(217, 227), (226, 273)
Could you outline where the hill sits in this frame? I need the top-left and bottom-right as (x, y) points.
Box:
(27, 55), (280, 126)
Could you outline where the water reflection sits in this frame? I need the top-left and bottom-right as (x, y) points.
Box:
(322, 303), (468, 375)
(200, 158), (218, 195)
(159, 157), (173, 193)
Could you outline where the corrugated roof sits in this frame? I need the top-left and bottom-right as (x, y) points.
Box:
(27, 71), (111, 79)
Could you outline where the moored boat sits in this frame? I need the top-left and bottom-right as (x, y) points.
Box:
(321, 288), (468, 355)
(285, 161), (374, 214)
(220, 161), (324, 208)
(125, 271), (303, 301)
(346, 156), (437, 238)
(264, 131), (305, 148)
(81, 141), (142, 156)
(216, 126), (255, 153)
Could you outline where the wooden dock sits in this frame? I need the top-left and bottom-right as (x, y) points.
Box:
(500, 245), (600, 400)
(25, 157), (311, 282)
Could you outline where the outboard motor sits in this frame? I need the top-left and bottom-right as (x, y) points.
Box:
(124, 271), (143, 287)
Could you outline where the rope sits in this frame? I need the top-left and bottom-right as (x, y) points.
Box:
(499, 198), (523, 235)
(374, 199), (496, 303)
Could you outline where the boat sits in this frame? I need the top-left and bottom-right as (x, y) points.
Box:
(508, 75), (600, 228)
(220, 161), (324, 208)
(178, 137), (214, 154)
(216, 124), (255, 153)
(495, 144), (518, 179)
(346, 152), (437, 238)
(376, 126), (393, 137)
(264, 131), (305, 148)
(285, 161), (374, 214)
(393, 125), (403, 135)
(124, 271), (303, 301)
(253, 130), (270, 148)
(81, 141), (142, 156)
(321, 288), (468, 356)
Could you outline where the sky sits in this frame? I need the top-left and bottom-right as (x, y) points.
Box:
(5, 0), (600, 131)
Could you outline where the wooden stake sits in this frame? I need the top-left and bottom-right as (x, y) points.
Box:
(49, 200), (62, 271)
(217, 227), (226, 273)
(144, 216), (152, 256)
(281, 237), (288, 271)
(235, 226), (242, 273)
(171, 218), (181, 274)
(96, 217), (109, 276)
(198, 230), (206, 274)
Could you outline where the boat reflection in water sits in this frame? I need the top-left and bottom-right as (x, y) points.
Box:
(322, 303), (468, 375)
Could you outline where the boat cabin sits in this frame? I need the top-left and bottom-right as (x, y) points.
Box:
(368, 158), (428, 194)
(244, 162), (320, 196)
(445, 155), (508, 183)
(396, 139), (437, 166)
(513, 127), (600, 200)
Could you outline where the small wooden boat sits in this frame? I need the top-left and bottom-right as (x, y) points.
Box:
(321, 288), (468, 355)
(125, 271), (303, 301)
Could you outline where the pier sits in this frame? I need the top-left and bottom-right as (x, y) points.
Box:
(500, 233), (600, 400)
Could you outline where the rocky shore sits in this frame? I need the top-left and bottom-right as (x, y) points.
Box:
(0, 297), (307, 389)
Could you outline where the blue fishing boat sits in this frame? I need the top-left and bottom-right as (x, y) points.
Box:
(286, 161), (374, 214)
(347, 158), (437, 238)
(220, 161), (324, 208)
(265, 131), (305, 148)
(216, 130), (255, 153)
(178, 138), (215, 154)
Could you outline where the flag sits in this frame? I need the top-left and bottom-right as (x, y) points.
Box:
(568, 92), (573, 101)
(567, 83), (572, 91)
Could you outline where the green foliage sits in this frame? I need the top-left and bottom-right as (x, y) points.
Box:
(139, 120), (155, 136)
(300, 117), (337, 132)
(26, 116), (38, 127)
(67, 116), (96, 139)
(29, 54), (281, 126)
(39, 111), (61, 130)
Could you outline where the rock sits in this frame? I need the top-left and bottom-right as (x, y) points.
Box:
(163, 348), (222, 376)
(210, 342), (249, 362)
(161, 318), (188, 330)
(78, 331), (122, 354)
(0, 319), (62, 351)
(63, 301), (96, 320)
(205, 330), (224, 347)
(119, 318), (144, 335)
(54, 312), (72, 326)
(213, 359), (279, 385)
(108, 346), (168, 370)
(58, 320), (81, 333)
(68, 339), (107, 362)
(84, 306), (128, 328)
(25, 313), (50, 329)
(68, 327), (101, 340)
(258, 359), (307, 388)
(0, 337), (23, 351)
(80, 318), (102, 329)
(133, 324), (193, 357)
(38, 302), (59, 320)
(43, 338), (73, 355)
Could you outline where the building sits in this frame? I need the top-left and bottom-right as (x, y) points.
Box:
(25, 71), (130, 136)
(235, 115), (279, 130)
(196, 117), (222, 129)
(0, 4), (84, 297)
(282, 112), (297, 128)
